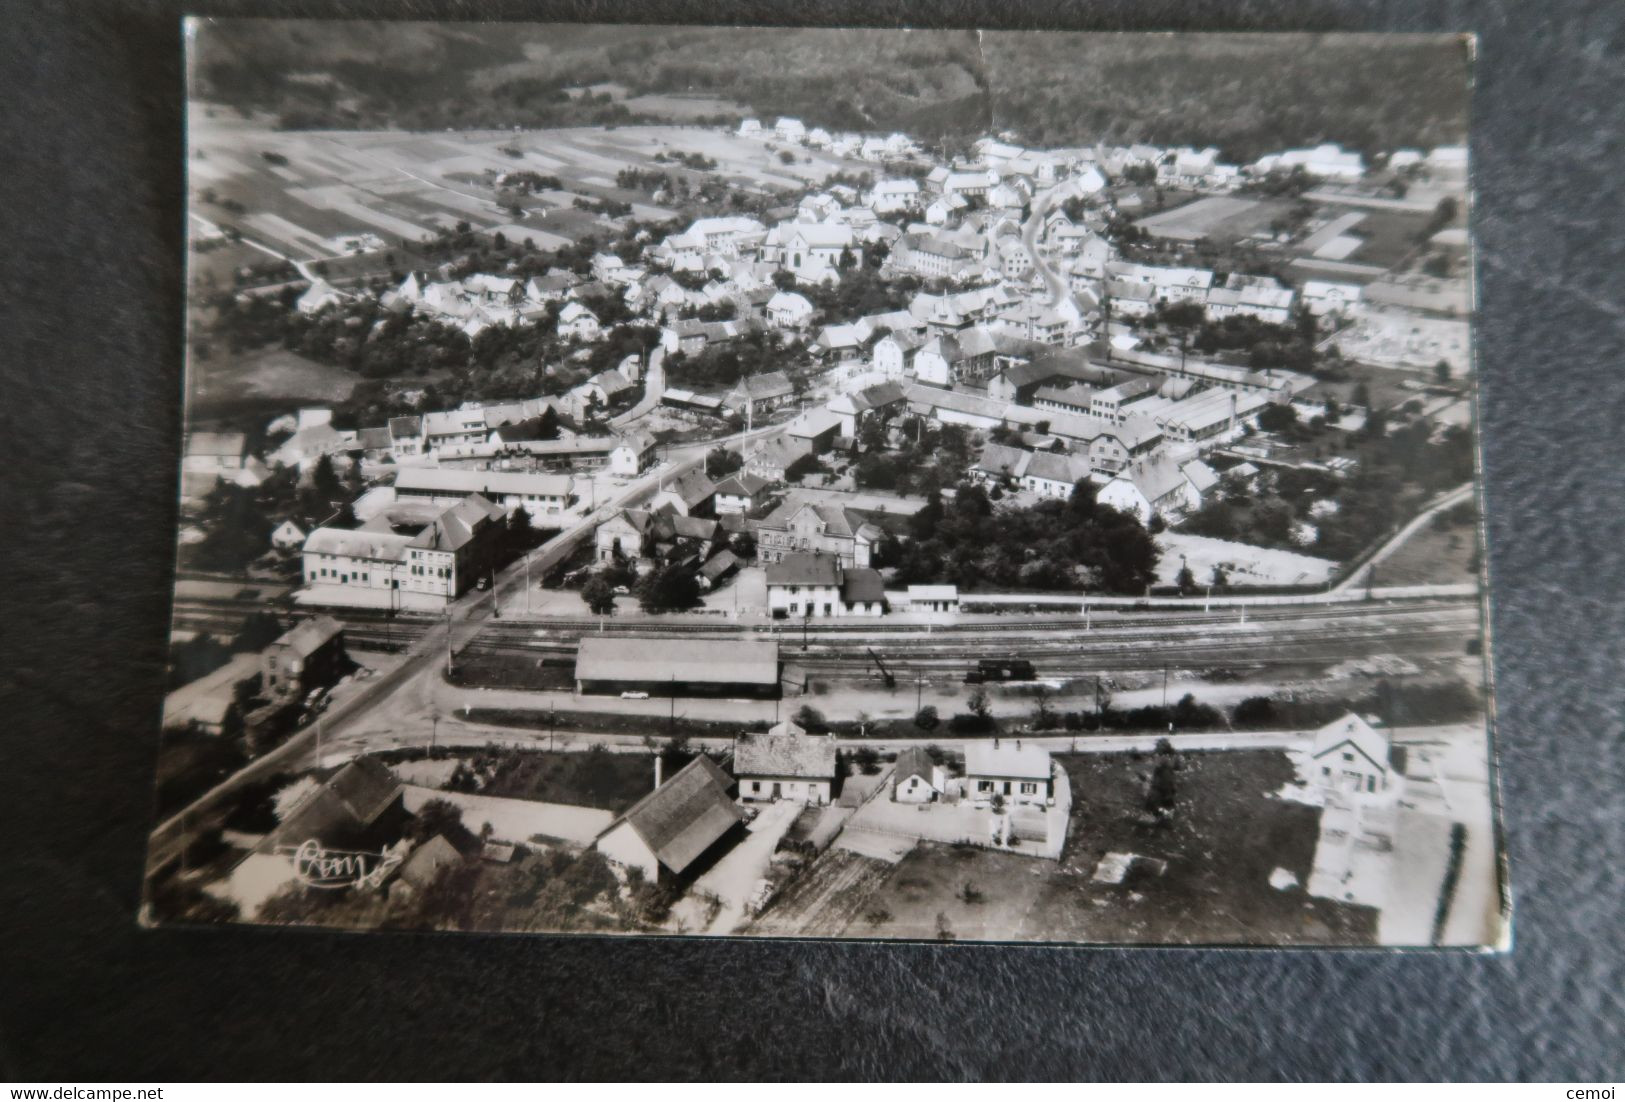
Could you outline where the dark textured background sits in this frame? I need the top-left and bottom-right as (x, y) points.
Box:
(2, 0), (1623, 1082)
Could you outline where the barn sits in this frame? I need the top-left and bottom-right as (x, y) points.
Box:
(574, 637), (782, 699)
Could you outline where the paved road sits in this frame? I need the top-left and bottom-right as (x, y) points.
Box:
(610, 346), (665, 428)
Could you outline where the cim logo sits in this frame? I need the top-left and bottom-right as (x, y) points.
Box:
(279, 839), (402, 890)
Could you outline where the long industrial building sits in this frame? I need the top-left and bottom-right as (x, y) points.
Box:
(574, 637), (782, 699)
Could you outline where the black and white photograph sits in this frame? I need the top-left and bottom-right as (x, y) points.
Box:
(147, 21), (1502, 947)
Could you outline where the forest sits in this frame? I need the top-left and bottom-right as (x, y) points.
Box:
(193, 23), (1467, 161)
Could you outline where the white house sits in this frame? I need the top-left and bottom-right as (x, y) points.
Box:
(1096, 456), (1198, 525)
(964, 740), (1054, 807)
(1310, 713), (1397, 800)
(782, 223), (859, 285)
(737, 118), (762, 137)
(774, 117), (807, 143)
(557, 301), (602, 342)
(867, 178), (921, 214)
(893, 746), (946, 804)
(734, 729), (838, 805)
(765, 290), (814, 329)
(270, 519), (306, 554)
(763, 552), (886, 618)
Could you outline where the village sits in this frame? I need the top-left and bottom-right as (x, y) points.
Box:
(157, 94), (1495, 946)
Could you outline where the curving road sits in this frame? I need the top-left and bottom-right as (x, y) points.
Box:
(1020, 185), (1071, 307)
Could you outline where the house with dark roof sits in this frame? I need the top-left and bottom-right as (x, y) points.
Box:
(894, 746), (947, 803)
(734, 731), (838, 805)
(648, 467), (717, 518)
(713, 472), (769, 516)
(726, 371), (795, 419)
(763, 551), (886, 619)
(753, 501), (884, 568)
(262, 615), (347, 700)
(593, 756), (745, 883)
(402, 494), (508, 601)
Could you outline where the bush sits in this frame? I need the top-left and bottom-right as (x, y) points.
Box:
(948, 712), (995, 734)
(913, 705), (939, 731)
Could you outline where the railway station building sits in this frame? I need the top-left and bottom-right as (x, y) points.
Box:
(574, 637), (783, 699)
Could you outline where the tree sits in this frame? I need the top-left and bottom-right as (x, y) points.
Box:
(1209, 564), (1228, 590)
(510, 505), (533, 537)
(1434, 360), (1452, 384)
(792, 704), (826, 732)
(232, 611), (285, 653)
(1032, 688), (1057, 730)
(967, 690), (992, 722)
(637, 563), (702, 614)
(1257, 403), (1299, 434)
(914, 705), (939, 731)
(581, 576), (617, 616)
(311, 454), (342, 502)
(1175, 563), (1197, 595)
(1147, 759), (1179, 820)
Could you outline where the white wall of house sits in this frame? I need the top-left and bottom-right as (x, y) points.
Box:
(739, 776), (831, 805)
(594, 821), (659, 882)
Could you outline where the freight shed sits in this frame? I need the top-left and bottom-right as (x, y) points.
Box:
(574, 637), (782, 699)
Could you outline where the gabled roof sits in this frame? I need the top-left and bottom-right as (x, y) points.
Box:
(765, 551), (842, 587)
(655, 467), (716, 509)
(734, 732), (837, 780)
(303, 527), (414, 561)
(395, 467), (572, 499)
(599, 755), (745, 876)
(387, 415), (422, 440)
(186, 431), (246, 458)
(840, 567), (886, 604)
(270, 615), (344, 658)
(262, 757), (401, 853)
(713, 472), (768, 498)
(965, 740), (1052, 781)
(895, 746), (940, 789)
(1311, 713), (1391, 773)
(407, 494), (505, 553)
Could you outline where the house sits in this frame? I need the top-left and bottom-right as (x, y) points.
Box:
(867, 177), (921, 214)
(394, 467), (574, 517)
(296, 279), (347, 316)
(261, 615), (347, 700)
(753, 501), (882, 567)
(161, 652), (261, 736)
(713, 472), (769, 516)
(738, 118), (763, 137)
(184, 431), (248, 473)
(1096, 456), (1198, 525)
(595, 507), (718, 567)
(783, 406), (843, 456)
(1019, 450), (1094, 499)
(270, 519), (307, 554)
(764, 551), (886, 618)
(964, 740), (1054, 806)
(610, 431), (658, 477)
(765, 290), (814, 329)
(557, 301), (602, 342)
(913, 328), (1000, 387)
(593, 756), (744, 884)
(871, 330), (928, 379)
(742, 434), (809, 484)
(387, 416), (424, 458)
(726, 371), (796, 420)
(773, 117), (807, 143)
(402, 494), (508, 600)
(1302, 281), (1364, 317)
(893, 746), (947, 804)
(781, 223), (859, 284)
(648, 467), (717, 518)
(904, 584), (960, 614)
(1310, 713), (1398, 799)
(734, 730), (838, 805)
(828, 379), (907, 437)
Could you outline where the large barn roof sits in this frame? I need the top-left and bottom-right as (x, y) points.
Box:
(604, 756), (743, 875)
(575, 637), (779, 686)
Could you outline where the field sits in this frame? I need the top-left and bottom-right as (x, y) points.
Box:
(187, 343), (362, 421)
(188, 105), (876, 265)
(1370, 512), (1480, 587)
(1137, 195), (1276, 243)
(754, 750), (1377, 945)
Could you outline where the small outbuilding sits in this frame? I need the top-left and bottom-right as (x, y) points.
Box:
(892, 746), (947, 804)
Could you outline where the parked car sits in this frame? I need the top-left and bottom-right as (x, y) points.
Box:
(620, 691), (650, 700)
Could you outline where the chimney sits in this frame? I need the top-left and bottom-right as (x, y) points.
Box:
(653, 756), (663, 790)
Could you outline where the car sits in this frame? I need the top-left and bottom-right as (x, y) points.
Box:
(475, 576), (491, 591)
(620, 691), (650, 700)
(613, 585), (630, 596)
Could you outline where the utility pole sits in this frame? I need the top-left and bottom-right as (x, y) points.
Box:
(669, 674), (676, 734)
(314, 715), (323, 772)
(916, 673), (923, 713)
(1162, 663), (1169, 710)
(445, 610), (453, 676)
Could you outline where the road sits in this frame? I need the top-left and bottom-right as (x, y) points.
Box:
(610, 345), (665, 428)
(1020, 184), (1071, 307)
(1333, 482), (1475, 594)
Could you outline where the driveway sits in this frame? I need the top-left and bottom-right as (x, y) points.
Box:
(675, 798), (801, 935)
